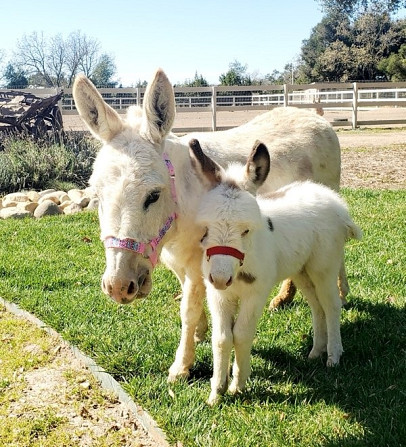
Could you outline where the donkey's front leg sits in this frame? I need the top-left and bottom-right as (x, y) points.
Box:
(207, 292), (236, 406)
(168, 276), (205, 382)
(229, 296), (265, 395)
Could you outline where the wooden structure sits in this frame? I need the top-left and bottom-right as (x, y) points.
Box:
(0, 91), (63, 136)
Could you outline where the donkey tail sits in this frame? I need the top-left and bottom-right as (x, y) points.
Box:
(347, 221), (363, 241)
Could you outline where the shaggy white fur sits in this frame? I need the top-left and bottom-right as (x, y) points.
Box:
(190, 139), (362, 405)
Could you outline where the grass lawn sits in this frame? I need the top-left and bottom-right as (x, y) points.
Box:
(0, 188), (405, 446)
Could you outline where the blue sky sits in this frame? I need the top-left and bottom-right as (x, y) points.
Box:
(1, 1), (405, 86)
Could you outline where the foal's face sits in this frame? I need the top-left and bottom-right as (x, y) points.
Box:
(197, 184), (261, 290)
(90, 132), (176, 303)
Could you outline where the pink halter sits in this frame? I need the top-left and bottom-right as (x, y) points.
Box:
(104, 152), (177, 267)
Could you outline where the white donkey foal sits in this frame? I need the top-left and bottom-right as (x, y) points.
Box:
(189, 139), (362, 405)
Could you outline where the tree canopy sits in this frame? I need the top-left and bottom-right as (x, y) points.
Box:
(317, 0), (406, 15)
(297, 10), (406, 82)
(5, 30), (117, 88)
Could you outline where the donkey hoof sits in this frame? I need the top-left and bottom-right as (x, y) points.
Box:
(326, 357), (340, 367)
(326, 350), (342, 367)
(167, 365), (190, 383)
(308, 346), (325, 359)
(229, 380), (244, 396)
(207, 393), (222, 406)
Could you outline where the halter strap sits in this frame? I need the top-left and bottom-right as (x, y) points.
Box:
(104, 212), (176, 267)
(103, 152), (178, 267)
(206, 246), (245, 266)
(162, 152), (177, 204)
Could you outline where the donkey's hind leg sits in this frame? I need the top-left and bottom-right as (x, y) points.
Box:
(337, 259), (350, 306)
(291, 272), (327, 359)
(313, 275), (343, 366)
(268, 279), (297, 310)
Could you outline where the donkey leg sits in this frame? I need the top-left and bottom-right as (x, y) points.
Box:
(229, 296), (266, 394)
(207, 293), (236, 406)
(291, 272), (327, 359)
(337, 259), (350, 306)
(166, 263), (208, 342)
(195, 309), (208, 343)
(314, 276), (343, 367)
(168, 276), (205, 382)
(268, 279), (297, 310)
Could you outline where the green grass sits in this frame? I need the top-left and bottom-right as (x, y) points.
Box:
(0, 189), (405, 446)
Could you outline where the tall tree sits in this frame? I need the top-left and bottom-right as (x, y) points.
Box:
(90, 54), (117, 87)
(378, 43), (406, 79)
(298, 10), (406, 81)
(219, 60), (252, 86)
(317, 0), (406, 15)
(3, 63), (28, 88)
(14, 31), (54, 86)
(182, 71), (209, 87)
(298, 11), (352, 81)
(11, 30), (115, 87)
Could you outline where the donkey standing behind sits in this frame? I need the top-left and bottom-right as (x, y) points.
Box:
(189, 139), (362, 405)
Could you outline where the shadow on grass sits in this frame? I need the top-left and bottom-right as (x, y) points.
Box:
(242, 296), (406, 446)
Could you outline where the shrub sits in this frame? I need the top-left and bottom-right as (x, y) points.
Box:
(0, 131), (100, 194)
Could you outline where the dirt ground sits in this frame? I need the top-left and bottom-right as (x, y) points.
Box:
(0, 304), (165, 447)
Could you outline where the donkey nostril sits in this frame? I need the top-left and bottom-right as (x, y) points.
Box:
(138, 273), (147, 289)
(209, 274), (214, 284)
(128, 281), (135, 295)
(226, 277), (233, 287)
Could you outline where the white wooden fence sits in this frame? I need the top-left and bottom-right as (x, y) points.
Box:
(3, 81), (406, 131)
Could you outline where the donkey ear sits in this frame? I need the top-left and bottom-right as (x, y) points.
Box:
(140, 68), (175, 145)
(73, 74), (123, 142)
(245, 141), (270, 190)
(189, 139), (223, 189)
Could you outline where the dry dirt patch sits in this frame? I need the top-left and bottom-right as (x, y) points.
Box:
(0, 306), (162, 446)
(336, 130), (406, 190)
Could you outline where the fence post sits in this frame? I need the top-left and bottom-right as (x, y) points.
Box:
(136, 87), (141, 106)
(283, 84), (289, 107)
(211, 86), (217, 131)
(352, 82), (358, 129)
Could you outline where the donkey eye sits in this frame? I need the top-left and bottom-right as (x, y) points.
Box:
(200, 228), (208, 243)
(144, 190), (160, 210)
(242, 229), (250, 236)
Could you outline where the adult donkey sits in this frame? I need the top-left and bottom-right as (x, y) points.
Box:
(73, 68), (343, 381)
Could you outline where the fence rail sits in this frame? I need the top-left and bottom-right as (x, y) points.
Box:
(2, 81), (406, 130)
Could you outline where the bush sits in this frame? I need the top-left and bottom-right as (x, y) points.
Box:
(0, 131), (100, 194)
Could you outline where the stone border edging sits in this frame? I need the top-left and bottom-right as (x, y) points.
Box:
(0, 297), (170, 447)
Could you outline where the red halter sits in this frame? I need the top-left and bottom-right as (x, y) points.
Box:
(206, 246), (245, 266)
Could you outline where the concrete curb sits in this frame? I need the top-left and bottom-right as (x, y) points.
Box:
(0, 297), (170, 447)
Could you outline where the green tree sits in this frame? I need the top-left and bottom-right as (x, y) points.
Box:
(298, 11), (352, 81)
(317, 0), (406, 16)
(298, 10), (406, 81)
(183, 71), (209, 87)
(219, 60), (252, 85)
(90, 54), (117, 87)
(378, 43), (406, 79)
(4, 63), (28, 88)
